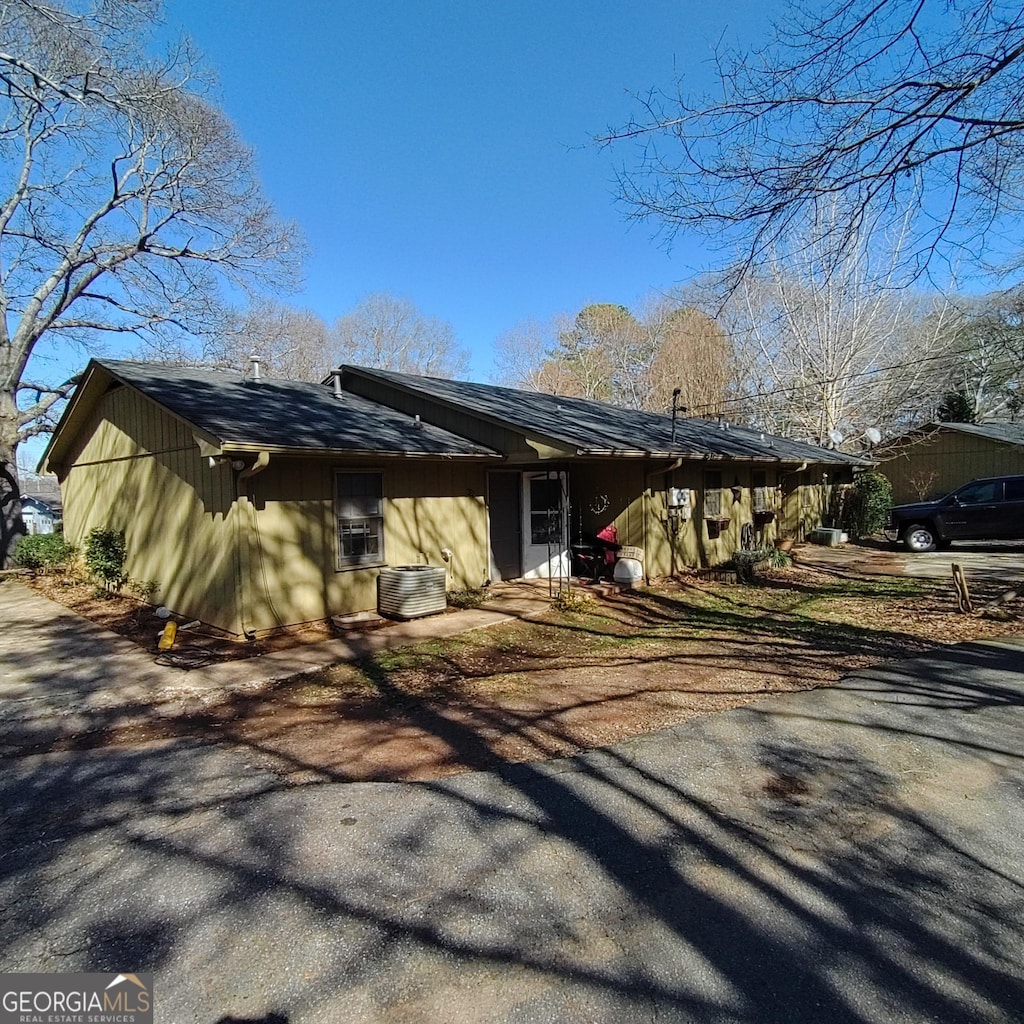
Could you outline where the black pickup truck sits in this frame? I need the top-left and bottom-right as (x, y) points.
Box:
(887, 475), (1024, 552)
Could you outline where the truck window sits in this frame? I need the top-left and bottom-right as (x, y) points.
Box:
(956, 480), (1001, 504)
(1006, 478), (1024, 502)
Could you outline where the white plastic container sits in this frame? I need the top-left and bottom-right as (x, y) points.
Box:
(613, 555), (644, 587)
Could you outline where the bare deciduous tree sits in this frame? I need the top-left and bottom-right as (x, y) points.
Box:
(492, 297), (734, 415)
(0, 0), (301, 563)
(334, 292), (469, 378)
(492, 316), (569, 391)
(604, 0), (1024, 278)
(938, 290), (1024, 422)
(639, 298), (731, 416)
(714, 206), (956, 446)
(205, 299), (334, 382)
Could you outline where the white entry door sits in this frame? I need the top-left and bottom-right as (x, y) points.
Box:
(521, 471), (569, 578)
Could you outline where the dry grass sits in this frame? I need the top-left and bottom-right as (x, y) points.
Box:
(15, 563), (1020, 782)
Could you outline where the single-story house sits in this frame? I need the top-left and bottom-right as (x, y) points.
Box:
(19, 494), (61, 535)
(41, 359), (864, 637)
(877, 422), (1024, 504)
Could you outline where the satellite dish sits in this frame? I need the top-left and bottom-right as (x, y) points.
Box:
(864, 427), (882, 444)
(827, 428), (845, 446)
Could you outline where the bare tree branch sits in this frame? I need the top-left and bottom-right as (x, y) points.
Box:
(602, 0), (1024, 279)
(0, 0), (303, 564)
(706, 201), (959, 446)
(334, 293), (470, 379)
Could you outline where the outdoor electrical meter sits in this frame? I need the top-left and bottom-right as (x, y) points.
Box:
(667, 487), (692, 519)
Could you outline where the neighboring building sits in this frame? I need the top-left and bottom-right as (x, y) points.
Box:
(878, 422), (1024, 504)
(20, 494), (61, 535)
(41, 359), (864, 637)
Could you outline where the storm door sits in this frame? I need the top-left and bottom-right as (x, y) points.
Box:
(521, 471), (569, 578)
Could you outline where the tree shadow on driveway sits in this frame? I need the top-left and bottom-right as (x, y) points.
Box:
(1, 641), (1022, 1023)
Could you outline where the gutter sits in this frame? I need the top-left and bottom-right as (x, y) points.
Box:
(216, 442), (503, 460)
(578, 448), (867, 465)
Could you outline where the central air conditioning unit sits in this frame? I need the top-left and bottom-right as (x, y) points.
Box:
(377, 565), (448, 620)
(811, 528), (845, 547)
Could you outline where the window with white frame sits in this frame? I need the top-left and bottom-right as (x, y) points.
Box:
(335, 471), (384, 567)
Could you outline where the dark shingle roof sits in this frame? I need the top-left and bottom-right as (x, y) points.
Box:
(96, 360), (500, 458)
(932, 422), (1024, 447)
(340, 366), (867, 465)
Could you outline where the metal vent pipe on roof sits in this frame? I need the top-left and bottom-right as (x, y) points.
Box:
(332, 372), (344, 399)
(671, 388), (685, 444)
(249, 354), (262, 383)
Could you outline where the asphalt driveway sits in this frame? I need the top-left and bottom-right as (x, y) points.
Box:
(798, 538), (1024, 589)
(1, 638), (1022, 1024)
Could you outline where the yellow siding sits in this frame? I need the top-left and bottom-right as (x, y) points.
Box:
(880, 432), (1024, 504)
(647, 463), (793, 572)
(780, 467), (835, 542)
(61, 386), (241, 632)
(569, 460), (647, 545)
(385, 463), (490, 587)
(570, 460), (827, 577)
(60, 387), (493, 634)
(242, 458), (490, 633)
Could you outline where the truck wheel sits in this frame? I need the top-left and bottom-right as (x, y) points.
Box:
(903, 524), (937, 553)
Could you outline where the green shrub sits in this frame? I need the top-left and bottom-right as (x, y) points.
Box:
(728, 546), (792, 583)
(84, 527), (128, 593)
(765, 546), (793, 569)
(447, 588), (486, 609)
(125, 578), (160, 602)
(840, 471), (893, 539)
(12, 533), (77, 572)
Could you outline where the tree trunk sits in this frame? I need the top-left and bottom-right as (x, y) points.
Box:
(0, 387), (25, 569)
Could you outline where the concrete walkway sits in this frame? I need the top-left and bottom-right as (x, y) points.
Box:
(1, 639), (1021, 1023)
(0, 578), (553, 736)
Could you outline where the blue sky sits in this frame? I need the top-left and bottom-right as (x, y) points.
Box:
(159, 0), (771, 379)
(19, 0), (774, 472)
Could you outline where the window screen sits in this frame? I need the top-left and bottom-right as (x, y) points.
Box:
(752, 470), (768, 511)
(335, 471), (384, 567)
(704, 470), (723, 517)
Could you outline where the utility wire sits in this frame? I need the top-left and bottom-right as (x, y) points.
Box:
(683, 342), (1017, 415)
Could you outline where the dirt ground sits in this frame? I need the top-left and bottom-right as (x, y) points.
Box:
(25, 557), (1023, 784)
(22, 573), (378, 661)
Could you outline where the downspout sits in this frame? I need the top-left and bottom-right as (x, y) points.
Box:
(236, 451), (270, 639)
(644, 457), (684, 584)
